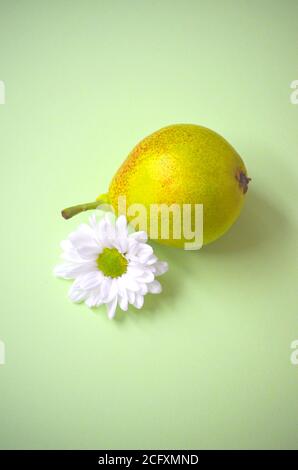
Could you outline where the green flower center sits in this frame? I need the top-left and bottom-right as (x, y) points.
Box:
(96, 248), (128, 278)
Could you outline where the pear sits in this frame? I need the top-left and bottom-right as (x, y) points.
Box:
(62, 124), (251, 247)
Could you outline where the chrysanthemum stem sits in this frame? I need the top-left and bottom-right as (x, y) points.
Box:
(61, 200), (104, 220)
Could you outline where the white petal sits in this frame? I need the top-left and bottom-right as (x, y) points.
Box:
(116, 215), (128, 238)
(53, 263), (71, 278)
(126, 239), (139, 258)
(126, 265), (145, 277)
(55, 213), (169, 318)
(138, 283), (148, 295)
(60, 239), (73, 252)
(59, 238), (85, 263)
(100, 277), (112, 301)
(68, 284), (87, 302)
(127, 290), (136, 304)
(133, 244), (154, 263)
(113, 236), (128, 254)
(116, 277), (126, 296)
(85, 291), (101, 308)
(121, 274), (140, 292)
(88, 213), (98, 230)
(61, 250), (86, 263)
(76, 244), (101, 259)
(68, 223), (97, 247)
(119, 292), (128, 311)
(146, 254), (158, 265)
(153, 261), (168, 276)
(53, 262), (94, 279)
(104, 214), (116, 243)
(129, 231), (148, 243)
(138, 244), (153, 257)
(133, 294), (144, 309)
(106, 297), (118, 319)
(148, 280), (162, 294)
(136, 269), (154, 283)
(97, 217), (113, 246)
(78, 271), (103, 290)
(104, 278), (119, 303)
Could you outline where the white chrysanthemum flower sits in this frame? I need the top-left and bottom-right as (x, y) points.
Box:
(54, 214), (168, 319)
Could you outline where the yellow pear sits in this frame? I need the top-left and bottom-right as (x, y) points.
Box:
(62, 124), (250, 248)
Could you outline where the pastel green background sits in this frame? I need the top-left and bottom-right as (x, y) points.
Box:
(0, 0), (297, 450)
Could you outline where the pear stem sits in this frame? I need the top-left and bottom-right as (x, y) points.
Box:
(61, 200), (104, 219)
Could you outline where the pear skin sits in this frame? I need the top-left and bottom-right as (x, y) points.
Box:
(108, 124), (250, 246)
(62, 124), (250, 248)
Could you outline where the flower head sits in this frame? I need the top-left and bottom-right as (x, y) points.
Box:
(54, 213), (168, 319)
